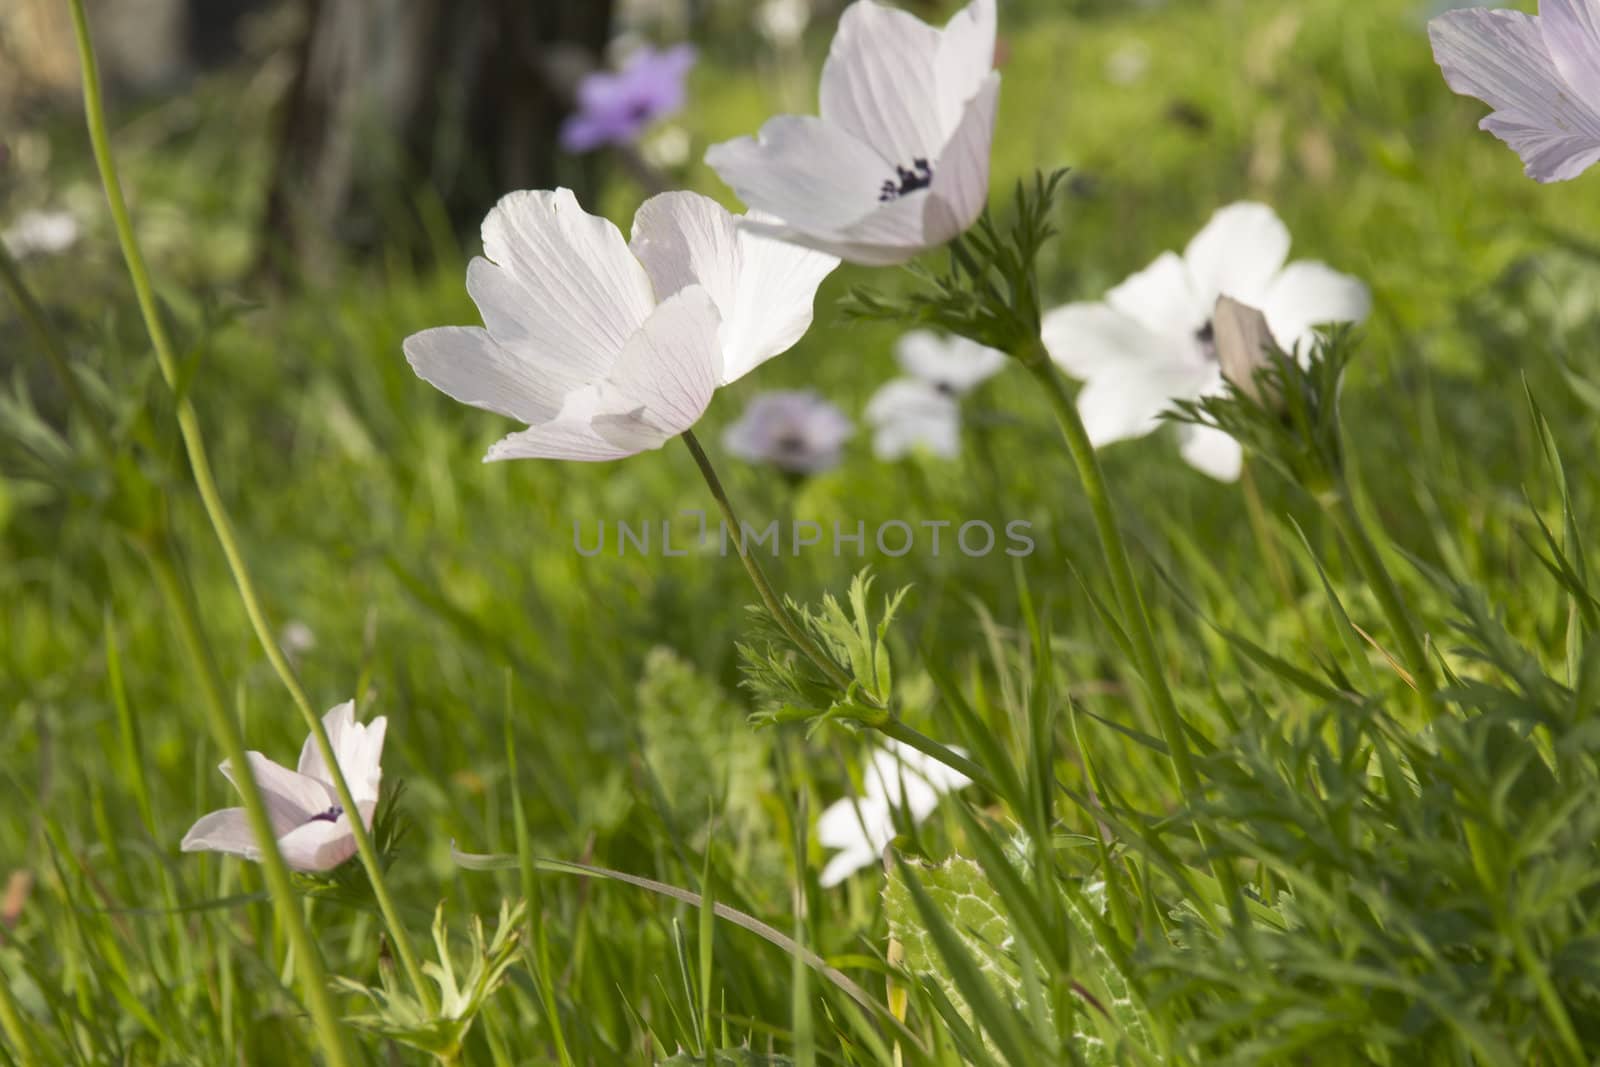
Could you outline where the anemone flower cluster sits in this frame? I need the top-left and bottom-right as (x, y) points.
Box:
(865, 329), (1006, 460)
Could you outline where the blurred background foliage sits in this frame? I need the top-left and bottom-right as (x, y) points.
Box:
(5, 0), (1600, 1061)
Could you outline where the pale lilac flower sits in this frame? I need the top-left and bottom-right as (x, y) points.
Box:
(404, 189), (837, 462)
(561, 44), (697, 153)
(817, 740), (972, 887)
(2, 209), (79, 259)
(705, 0), (1000, 266)
(1429, 0), (1600, 183)
(1041, 202), (1369, 482)
(181, 702), (386, 872)
(723, 390), (854, 474)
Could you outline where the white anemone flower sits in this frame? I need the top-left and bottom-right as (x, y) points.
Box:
(404, 189), (837, 462)
(181, 702), (386, 872)
(1429, 0), (1600, 183)
(1041, 202), (1370, 482)
(817, 740), (972, 887)
(894, 328), (1006, 395)
(722, 390), (854, 474)
(863, 329), (1004, 460)
(864, 379), (961, 460)
(705, 0), (1000, 266)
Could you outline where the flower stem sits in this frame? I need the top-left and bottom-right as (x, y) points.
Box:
(139, 539), (357, 1067)
(681, 428), (854, 693)
(679, 431), (992, 792)
(68, 0), (436, 1014)
(1019, 348), (1241, 909)
(1322, 482), (1436, 706)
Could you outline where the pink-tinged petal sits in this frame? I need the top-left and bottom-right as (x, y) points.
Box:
(181, 808), (262, 860)
(221, 753), (331, 831)
(1105, 251), (1208, 337)
(1178, 422), (1244, 482)
(1075, 359), (1212, 447)
(934, 0), (998, 139)
(1041, 302), (1183, 382)
(276, 817), (357, 872)
(404, 325), (568, 424)
(630, 192), (838, 382)
(1540, 0), (1600, 116)
(1430, 9), (1600, 182)
(926, 73), (1000, 246)
(705, 117), (888, 233)
(1257, 260), (1371, 355)
(473, 188), (656, 377)
(819, 0), (946, 166)
(597, 286), (724, 448)
(1182, 202), (1292, 307)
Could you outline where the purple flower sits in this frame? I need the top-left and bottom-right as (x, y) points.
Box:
(722, 390), (854, 474)
(1429, 0), (1600, 182)
(561, 44), (697, 154)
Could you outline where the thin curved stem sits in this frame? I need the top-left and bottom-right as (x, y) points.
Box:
(680, 431), (994, 792)
(69, 0), (435, 1013)
(1019, 349), (1240, 909)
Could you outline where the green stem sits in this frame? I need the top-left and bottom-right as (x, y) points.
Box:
(1019, 349), (1240, 909)
(681, 428), (853, 693)
(1323, 483), (1436, 705)
(68, 0), (436, 1013)
(680, 431), (993, 792)
(139, 540), (357, 1067)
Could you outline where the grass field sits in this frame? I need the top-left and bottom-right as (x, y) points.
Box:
(7, 0), (1600, 1062)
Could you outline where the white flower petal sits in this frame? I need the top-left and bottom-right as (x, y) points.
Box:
(298, 702), (386, 805)
(1105, 251), (1206, 338)
(881, 739), (973, 796)
(933, 0), (998, 138)
(1178, 422), (1244, 482)
(181, 809), (261, 860)
(1182, 202), (1291, 307)
(1542, 0), (1600, 114)
(631, 192), (838, 382)
(1041, 302), (1182, 382)
(817, 795), (886, 851)
(471, 188), (656, 381)
(894, 329), (1006, 393)
(1258, 260), (1371, 354)
(820, 845), (880, 887)
(705, 117), (889, 233)
(404, 326), (570, 424)
(1076, 360), (1211, 447)
(276, 816), (358, 872)
(1430, 8), (1600, 182)
(819, 0), (947, 166)
(484, 413), (638, 463)
(598, 286), (724, 445)
(925, 73), (1001, 247)
(221, 753), (332, 831)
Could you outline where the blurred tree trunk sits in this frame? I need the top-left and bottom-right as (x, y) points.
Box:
(261, 0), (612, 265)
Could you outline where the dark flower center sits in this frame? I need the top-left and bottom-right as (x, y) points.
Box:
(629, 101), (654, 122)
(1195, 320), (1217, 362)
(879, 158), (934, 202)
(773, 430), (808, 454)
(309, 804), (344, 824)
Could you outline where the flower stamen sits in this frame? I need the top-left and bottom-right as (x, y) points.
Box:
(878, 158), (934, 202)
